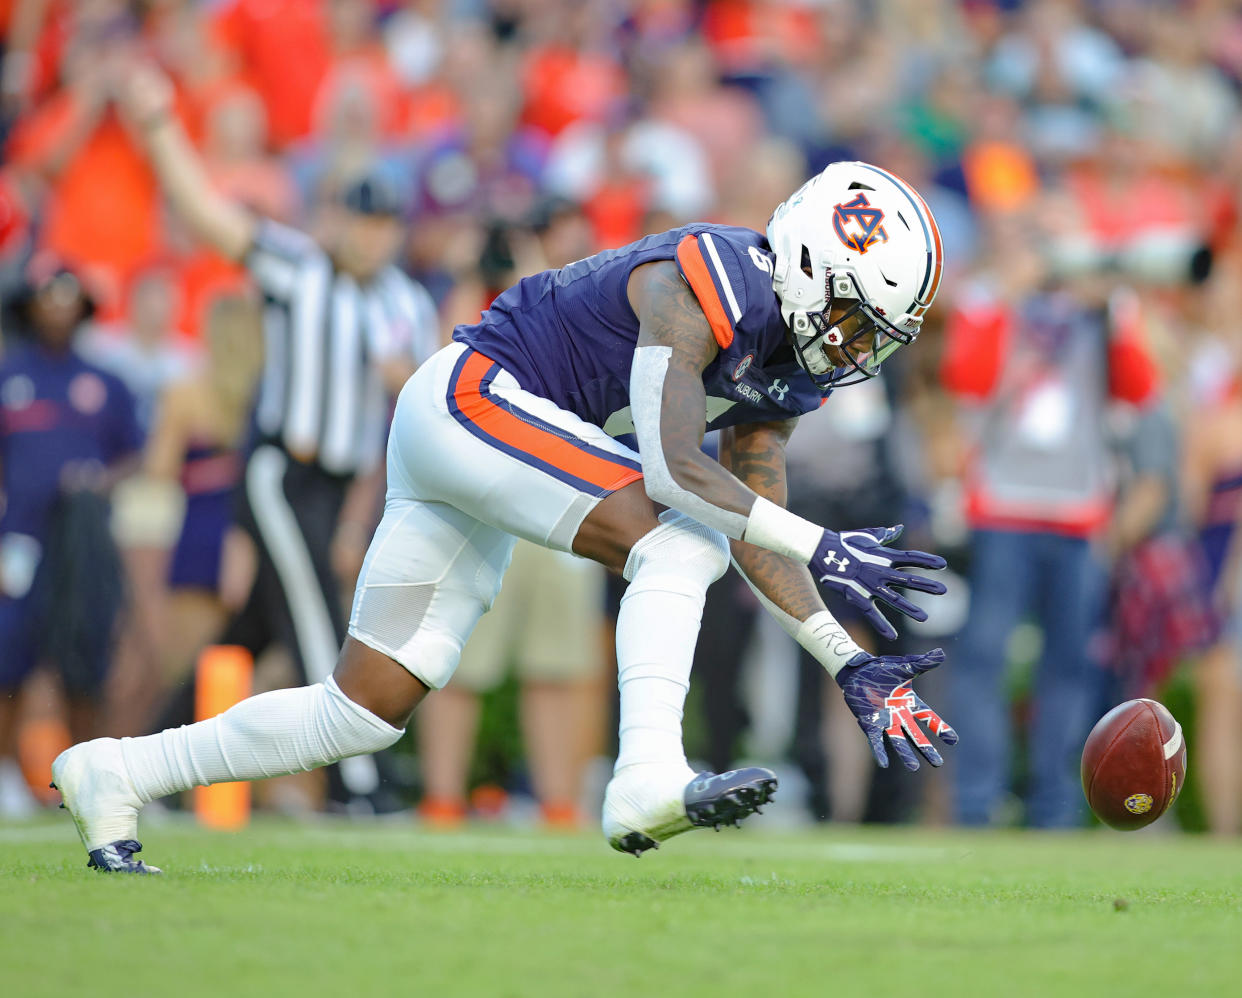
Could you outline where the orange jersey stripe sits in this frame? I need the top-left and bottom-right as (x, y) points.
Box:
(676, 234), (735, 349)
(453, 352), (643, 493)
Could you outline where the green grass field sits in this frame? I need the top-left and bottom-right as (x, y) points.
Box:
(3, 816), (1240, 998)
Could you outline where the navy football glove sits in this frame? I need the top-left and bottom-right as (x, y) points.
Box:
(835, 648), (958, 771)
(812, 525), (946, 640)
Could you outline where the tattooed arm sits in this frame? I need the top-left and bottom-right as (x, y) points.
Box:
(718, 420), (826, 621)
(718, 420), (862, 671)
(626, 260), (759, 536)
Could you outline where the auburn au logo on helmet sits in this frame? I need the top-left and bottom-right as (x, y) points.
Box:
(832, 194), (888, 255)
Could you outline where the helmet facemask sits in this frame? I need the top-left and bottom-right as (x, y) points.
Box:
(788, 266), (919, 389)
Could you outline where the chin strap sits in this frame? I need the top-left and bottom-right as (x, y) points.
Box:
(791, 267), (842, 382)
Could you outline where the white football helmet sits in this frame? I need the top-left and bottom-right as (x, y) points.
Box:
(767, 161), (943, 388)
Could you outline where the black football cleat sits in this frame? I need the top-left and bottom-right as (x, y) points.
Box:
(86, 839), (162, 875)
(683, 768), (779, 830)
(603, 764), (778, 856)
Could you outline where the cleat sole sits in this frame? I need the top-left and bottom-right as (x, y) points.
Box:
(614, 831), (659, 856)
(685, 776), (778, 832)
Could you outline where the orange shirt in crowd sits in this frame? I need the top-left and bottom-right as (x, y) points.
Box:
(701, 0), (820, 73)
(961, 140), (1040, 213)
(312, 47), (409, 139)
(520, 45), (626, 138)
(8, 96), (160, 317)
(209, 0), (330, 149)
(402, 82), (462, 141)
(584, 179), (650, 250)
(172, 249), (250, 341)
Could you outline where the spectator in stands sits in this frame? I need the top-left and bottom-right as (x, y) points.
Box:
(1181, 262), (1242, 837)
(941, 214), (1160, 828)
(646, 38), (764, 191)
(517, 2), (627, 142)
(202, 84), (298, 225)
(78, 263), (195, 434)
(1095, 383), (1222, 840)
(5, 5), (162, 317)
(0, 254), (142, 813)
(207, 0), (330, 150)
(142, 295), (263, 707)
(77, 261), (197, 738)
(1103, 397), (1219, 706)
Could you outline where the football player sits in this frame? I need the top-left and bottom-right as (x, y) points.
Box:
(54, 156), (957, 872)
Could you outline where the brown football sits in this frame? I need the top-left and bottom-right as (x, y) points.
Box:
(1081, 698), (1187, 830)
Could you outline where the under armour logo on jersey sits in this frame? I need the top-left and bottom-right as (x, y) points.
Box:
(833, 194), (888, 255)
(819, 551), (851, 574)
(769, 379), (789, 401)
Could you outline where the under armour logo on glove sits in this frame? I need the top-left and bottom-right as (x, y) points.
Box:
(812, 525), (946, 641)
(836, 649), (958, 771)
(821, 550), (851, 573)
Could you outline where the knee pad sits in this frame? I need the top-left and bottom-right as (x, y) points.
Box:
(348, 503), (514, 691)
(622, 509), (730, 589)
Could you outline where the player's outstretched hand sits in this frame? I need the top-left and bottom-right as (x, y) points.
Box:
(835, 648), (957, 771)
(811, 525), (946, 640)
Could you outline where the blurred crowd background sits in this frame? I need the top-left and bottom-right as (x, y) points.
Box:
(3, 0), (1242, 835)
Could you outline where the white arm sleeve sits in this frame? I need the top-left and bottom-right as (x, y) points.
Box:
(732, 558), (863, 677)
(630, 345), (826, 557)
(630, 344), (749, 538)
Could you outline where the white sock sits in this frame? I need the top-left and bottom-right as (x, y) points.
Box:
(613, 514), (727, 772)
(119, 677), (403, 803)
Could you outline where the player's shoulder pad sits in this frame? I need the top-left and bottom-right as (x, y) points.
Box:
(675, 226), (774, 350)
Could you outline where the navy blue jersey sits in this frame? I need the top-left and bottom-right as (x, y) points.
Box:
(453, 224), (827, 436)
(0, 345), (143, 537)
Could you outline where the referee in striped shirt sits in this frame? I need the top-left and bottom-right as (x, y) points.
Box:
(121, 66), (439, 808)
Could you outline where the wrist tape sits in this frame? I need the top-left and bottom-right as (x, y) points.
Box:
(742, 496), (821, 563)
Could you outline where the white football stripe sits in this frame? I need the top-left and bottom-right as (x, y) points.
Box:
(701, 233), (742, 322)
(1164, 721), (1184, 759)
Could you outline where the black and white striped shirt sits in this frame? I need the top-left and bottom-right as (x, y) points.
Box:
(245, 219), (439, 475)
